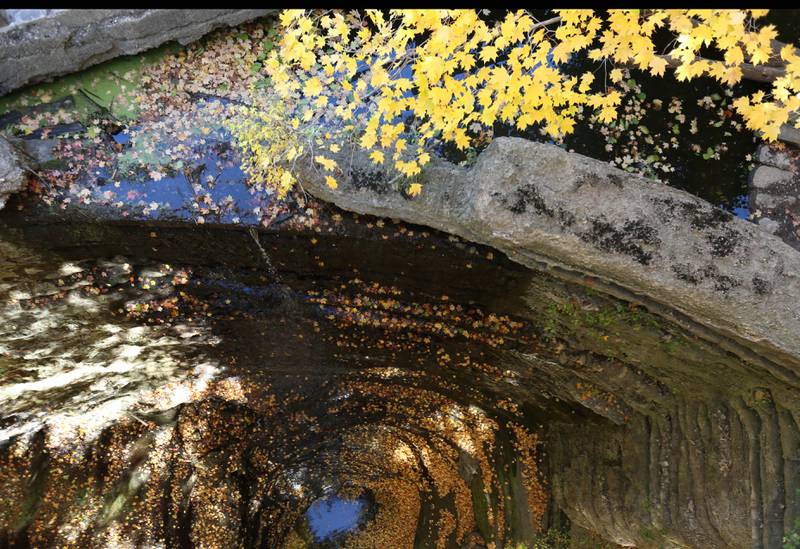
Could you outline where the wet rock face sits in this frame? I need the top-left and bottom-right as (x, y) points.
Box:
(0, 137), (25, 209)
(549, 401), (797, 549)
(0, 9), (275, 95)
(519, 269), (800, 549)
(299, 136), (800, 370)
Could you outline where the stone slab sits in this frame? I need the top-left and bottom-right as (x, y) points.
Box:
(0, 9), (275, 95)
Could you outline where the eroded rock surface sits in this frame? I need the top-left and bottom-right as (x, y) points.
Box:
(299, 137), (800, 372)
(289, 137), (800, 547)
(2, 131), (800, 547)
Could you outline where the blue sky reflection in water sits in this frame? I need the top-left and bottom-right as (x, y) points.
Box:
(97, 160), (264, 224)
(306, 496), (367, 542)
(731, 194), (749, 220)
(95, 127), (272, 224)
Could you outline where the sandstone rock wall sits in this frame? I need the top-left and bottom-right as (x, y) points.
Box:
(294, 138), (800, 546)
(514, 270), (800, 549)
(550, 398), (798, 549)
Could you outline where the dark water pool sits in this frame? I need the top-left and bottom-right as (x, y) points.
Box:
(1, 206), (797, 548)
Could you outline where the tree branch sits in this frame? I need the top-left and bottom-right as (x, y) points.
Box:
(530, 15), (562, 31)
(655, 54), (785, 84)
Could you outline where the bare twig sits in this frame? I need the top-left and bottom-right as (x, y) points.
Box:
(22, 165), (47, 181)
(127, 412), (149, 426)
(79, 88), (122, 122)
(248, 226), (280, 281)
(110, 70), (137, 84)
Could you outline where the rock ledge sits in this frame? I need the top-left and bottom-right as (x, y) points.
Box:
(0, 9), (275, 95)
(300, 137), (800, 369)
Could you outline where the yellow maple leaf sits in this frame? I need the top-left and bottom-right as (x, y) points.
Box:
(370, 150), (385, 164)
(397, 160), (421, 176)
(315, 155), (338, 171)
(325, 175), (338, 189)
(279, 170), (295, 190)
(579, 72), (595, 92)
(480, 46), (498, 62)
(298, 16), (313, 34)
(724, 46), (744, 67)
(305, 77), (323, 97)
(370, 67), (390, 88)
(420, 55), (446, 80)
(648, 56), (669, 77)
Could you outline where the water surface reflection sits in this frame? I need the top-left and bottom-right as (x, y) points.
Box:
(1, 214), (797, 549)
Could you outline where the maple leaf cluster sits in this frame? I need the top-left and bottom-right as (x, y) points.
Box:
(231, 9), (797, 197)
